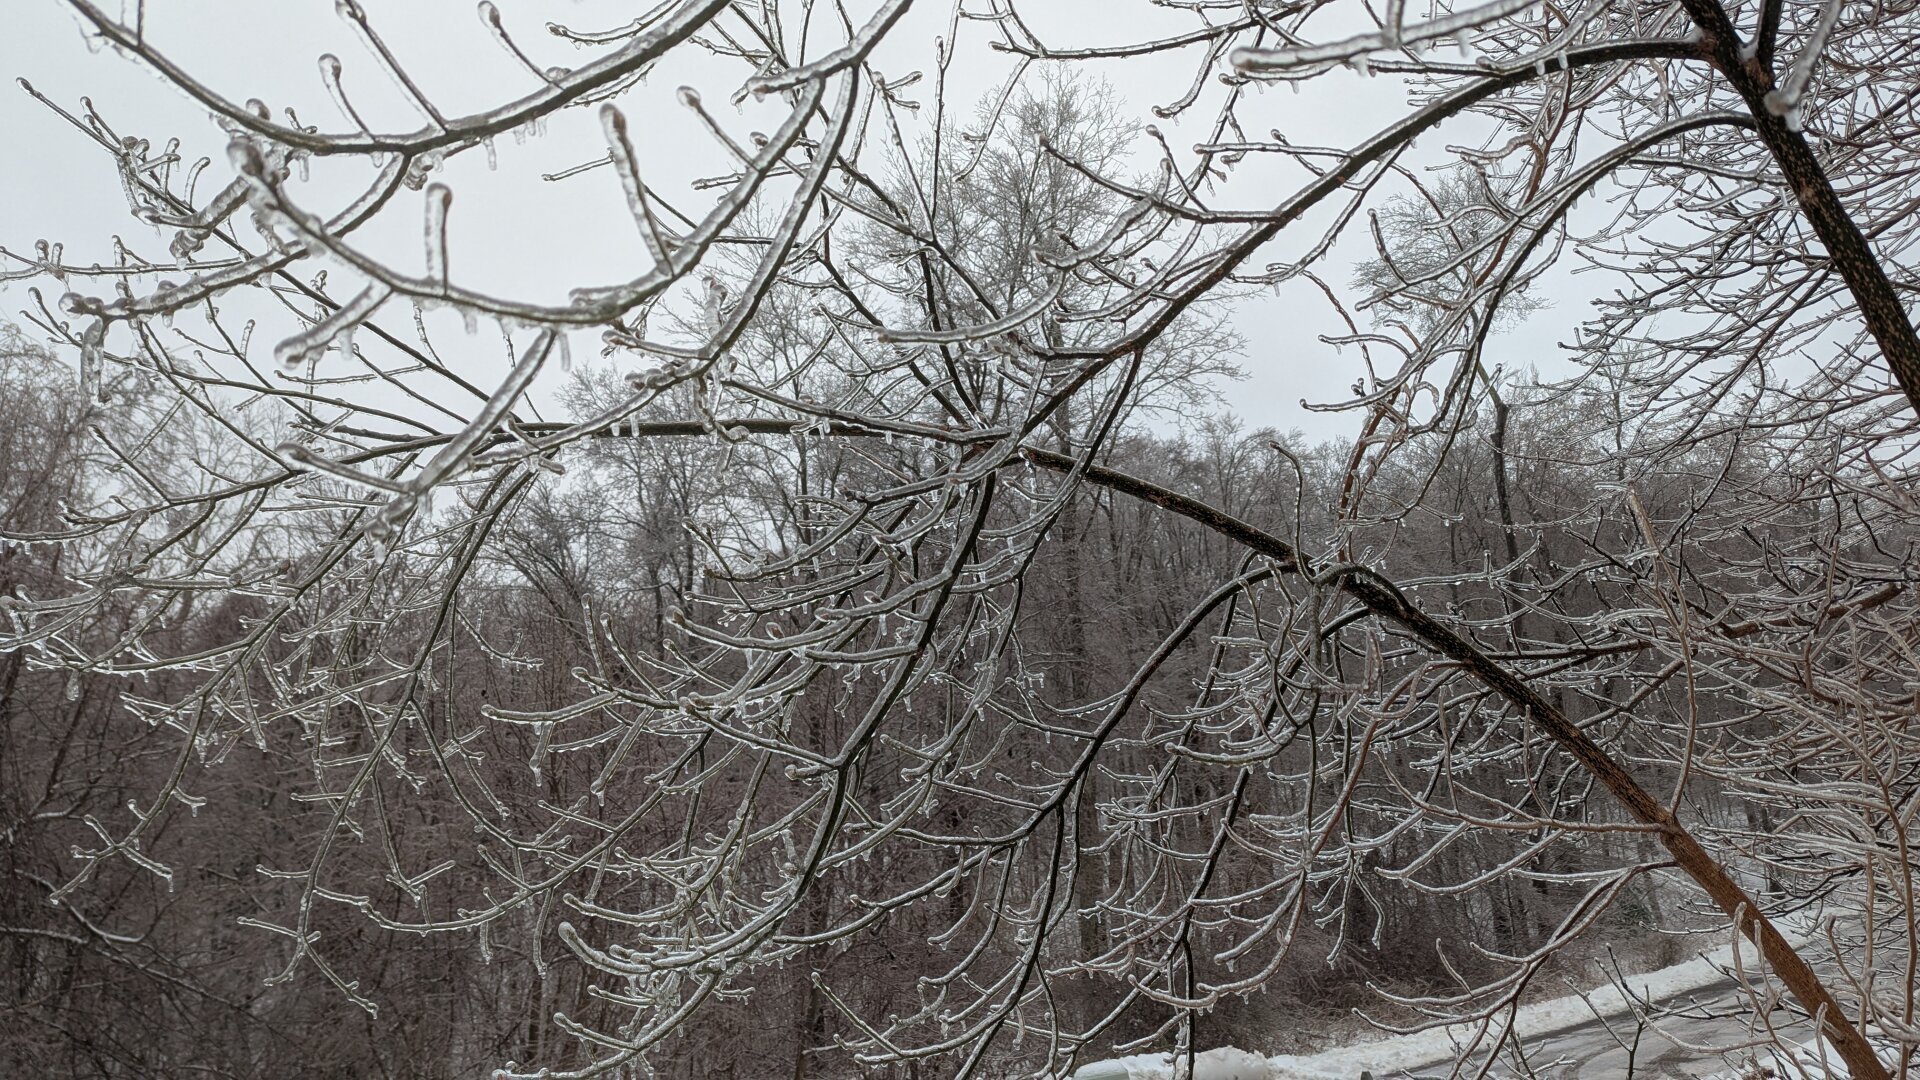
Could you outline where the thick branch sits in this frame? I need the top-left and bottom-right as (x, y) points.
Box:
(1680, 0), (1920, 417)
(1021, 445), (1888, 1080)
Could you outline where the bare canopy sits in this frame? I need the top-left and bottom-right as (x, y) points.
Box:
(4, 0), (1920, 1077)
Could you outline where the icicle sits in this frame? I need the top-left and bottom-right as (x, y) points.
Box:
(423, 181), (451, 289)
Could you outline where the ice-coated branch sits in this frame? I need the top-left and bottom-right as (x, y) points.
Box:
(1761, 0), (1843, 123)
(1230, 0), (1540, 76)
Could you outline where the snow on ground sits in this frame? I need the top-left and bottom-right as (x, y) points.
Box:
(1697, 1035), (1902, 1080)
(1073, 921), (1820, 1080)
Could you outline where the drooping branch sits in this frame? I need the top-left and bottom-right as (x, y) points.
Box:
(1018, 445), (1892, 1080)
(60, 0), (736, 156)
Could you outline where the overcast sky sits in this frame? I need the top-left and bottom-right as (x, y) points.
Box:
(0, 1), (1594, 444)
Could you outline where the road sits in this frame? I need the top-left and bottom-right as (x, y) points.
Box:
(1073, 939), (1879, 1080)
(1389, 978), (1820, 1080)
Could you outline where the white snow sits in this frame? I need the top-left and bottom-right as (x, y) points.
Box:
(1073, 921), (1822, 1080)
(1698, 1034), (1901, 1080)
(1071, 1046), (1282, 1080)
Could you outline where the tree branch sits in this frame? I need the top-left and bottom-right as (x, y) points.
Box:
(1680, 0), (1920, 420)
(1019, 444), (1889, 1080)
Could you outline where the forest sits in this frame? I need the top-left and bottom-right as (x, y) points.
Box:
(3, 1), (1919, 1077)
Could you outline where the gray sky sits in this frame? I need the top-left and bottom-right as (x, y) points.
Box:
(0, 1), (1591, 443)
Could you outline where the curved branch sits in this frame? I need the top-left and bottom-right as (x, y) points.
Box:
(1679, 0), (1920, 419)
(61, 0), (734, 156)
(1018, 444), (1890, 1080)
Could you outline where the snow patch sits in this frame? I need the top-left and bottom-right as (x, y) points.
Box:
(1075, 920), (1822, 1080)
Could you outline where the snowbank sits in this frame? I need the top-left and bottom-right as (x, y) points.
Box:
(1074, 922), (1819, 1080)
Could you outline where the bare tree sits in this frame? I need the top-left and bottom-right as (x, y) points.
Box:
(6, 0), (1920, 1076)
